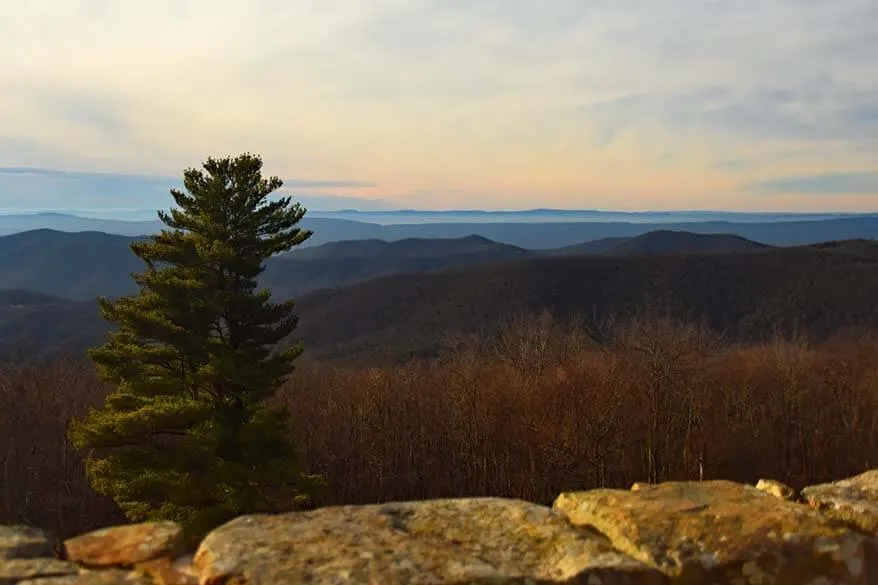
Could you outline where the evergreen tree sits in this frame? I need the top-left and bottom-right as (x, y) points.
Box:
(69, 153), (324, 539)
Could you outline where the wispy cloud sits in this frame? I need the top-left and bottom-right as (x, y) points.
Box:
(0, 167), (381, 211)
(748, 172), (878, 195)
(281, 179), (376, 189)
(0, 167), (171, 181)
(0, 0), (876, 211)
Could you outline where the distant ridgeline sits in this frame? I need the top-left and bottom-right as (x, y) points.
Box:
(3, 470), (876, 584)
(2, 231), (878, 361)
(3, 210), (878, 248)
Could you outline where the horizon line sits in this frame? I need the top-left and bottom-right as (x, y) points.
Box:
(2, 208), (878, 217)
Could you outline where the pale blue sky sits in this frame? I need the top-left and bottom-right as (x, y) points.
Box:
(0, 0), (876, 211)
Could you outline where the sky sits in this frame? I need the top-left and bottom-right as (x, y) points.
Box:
(0, 0), (876, 212)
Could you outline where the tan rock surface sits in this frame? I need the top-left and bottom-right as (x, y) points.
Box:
(17, 569), (152, 585)
(755, 478), (796, 501)
(194, 497), (667, 585)
(0, 558), (77, 585)
(554, 480), (874, 584)
(64, 523), (183, 569)
(802, 469), (878, 534)
(0, 526), (53, 560)
(134, 557), (197, 585)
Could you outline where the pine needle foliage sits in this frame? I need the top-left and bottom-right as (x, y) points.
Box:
(69, 154), (325, 540)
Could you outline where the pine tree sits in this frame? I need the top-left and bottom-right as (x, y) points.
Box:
(69, 153), (324, 540)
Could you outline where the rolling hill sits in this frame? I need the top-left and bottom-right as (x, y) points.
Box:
(287, 238), (878, 361)
(262, 235), (533, 298)
(598, 230), (769, 256)
(287, 234), (528, 260)
(3, 239), (878, 362)
(0, 288), (73, 306)
(548, 236), (631, 255)
(0, 228), (863, 305)
(0, 291), (103, 358)
(0, 212), (162, 237)
(0, 230), (534, 301)
(4, 212), (878, 248)
(0, 213), (388, 247)
(0, 230), (148, 300)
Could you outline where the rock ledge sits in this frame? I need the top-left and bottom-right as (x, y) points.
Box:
(1, 472), (876, 584)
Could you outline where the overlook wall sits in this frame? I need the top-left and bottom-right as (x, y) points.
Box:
(2, 470), (877, 584)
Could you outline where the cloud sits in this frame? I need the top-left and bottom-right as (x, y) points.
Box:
(0, 167), (373, 187)
(0, 167), (381, 211)
(281, 179), (376, 189)
(577, 86), (878, 150)
(285, 193), (396, 211)
(0, 0), (876, 210)
(748, 172), (878, 195)
(0, 167), (171, 182)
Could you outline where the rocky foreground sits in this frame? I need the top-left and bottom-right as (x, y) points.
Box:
(2, 471), (877, 584)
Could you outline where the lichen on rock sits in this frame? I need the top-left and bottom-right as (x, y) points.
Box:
(755, 478), (796, 501)
(4, 471), (878, 585)
(554, 479), (874, 584)
(0, 526), (53, 560)
(17, 570), (153, 585)
(194, 497), (666, 584)
(802, 470), (878, 535)
(63, 522), (184, 570)
(0, 558), (78, 585)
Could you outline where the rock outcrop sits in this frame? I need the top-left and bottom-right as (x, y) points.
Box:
(803, 470), (878, 535)
(555, 480), (869, 584)
(64, 523), (184, 570)
(195, 498), (664, 584)
(755, 478), (796, 501)
(0, 527), (54, 561)
(1, 470), (876, 584)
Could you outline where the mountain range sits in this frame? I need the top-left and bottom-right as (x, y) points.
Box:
(4, 212), (878, 248)
(289, 238), (878, 361)
(0, 229), (769, 301)
(553, 230), (770, 256)
(1, 225), (876, 361)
